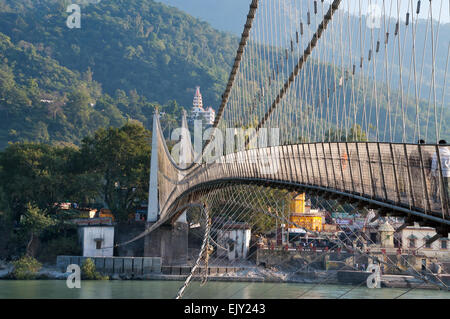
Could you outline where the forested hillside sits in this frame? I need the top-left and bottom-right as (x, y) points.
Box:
(0, 30), (188, 148)
(0, 0), (238, 148)
(0, 0), (237, 107)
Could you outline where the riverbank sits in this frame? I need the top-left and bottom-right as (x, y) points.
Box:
(0, 261), (448, 291)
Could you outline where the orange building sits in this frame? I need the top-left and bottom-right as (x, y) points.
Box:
(98, 208), (115, 222)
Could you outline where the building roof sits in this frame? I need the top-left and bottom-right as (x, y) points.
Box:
(72, 217), (114, 226)
(213, 220), (251, 230)
(221, 223), (251, 230)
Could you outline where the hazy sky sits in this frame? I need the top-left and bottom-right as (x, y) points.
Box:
(157, 0), (248, 33)
(158, 0), (449, 34)
(334, 0), (449, 23)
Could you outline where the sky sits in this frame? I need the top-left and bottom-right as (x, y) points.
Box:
(157, 0), (248, 34)
(158, 0), (449, 35)
(335, 0), (449, 23)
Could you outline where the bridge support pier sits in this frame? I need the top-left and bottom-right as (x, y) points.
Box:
(144, 218), (188, 266)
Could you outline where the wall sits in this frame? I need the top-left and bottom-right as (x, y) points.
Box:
(78, 226), (114, 257)
(115, 222), (146, 257)
(256, 248), (374, 271)
(144, 222), (189, 265)
(216, 228), (251, 261)
(161, 265), (244, 276)
(337, 270), (371, 285)
(56, 256), (161, 274)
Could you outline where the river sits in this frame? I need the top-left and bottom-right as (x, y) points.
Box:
(0, 280), (449, 299)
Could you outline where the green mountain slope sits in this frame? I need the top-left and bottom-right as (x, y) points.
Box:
(0, 31), (122, 148)
(0, 30), (191, 148)
(0, 0), (239, 148)
(0, 0), (238, 108)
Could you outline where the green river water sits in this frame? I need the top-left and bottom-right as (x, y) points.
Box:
(0, 280), (449, 299)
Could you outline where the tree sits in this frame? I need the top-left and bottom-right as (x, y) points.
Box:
(0, 143), (93, 219)
(64, 89), (93, 130)
(81, 258), (108, 280)
(80, 123), (151, 221)
(344, 124), (368, 142)
(324, 127), (342, 142)
(19, 204), (56, 256)
(324, 124), (368, 142)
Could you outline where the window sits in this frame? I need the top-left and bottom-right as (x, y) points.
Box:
(407, 235), (418, 249)
(441, 240), (448, 250)
(96, 240), (102, 250)
(424, 237), (431, 248)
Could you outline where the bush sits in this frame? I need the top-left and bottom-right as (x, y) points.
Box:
(12, 255), (42, 279)
(81, 258), (109, 280)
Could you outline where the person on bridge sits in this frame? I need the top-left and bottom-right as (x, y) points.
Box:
(431, 140), (450, 210)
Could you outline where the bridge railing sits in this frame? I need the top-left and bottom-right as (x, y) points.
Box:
(160, 142), (449, 223)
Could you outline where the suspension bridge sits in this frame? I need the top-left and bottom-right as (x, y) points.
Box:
(118, 0), (449, 297)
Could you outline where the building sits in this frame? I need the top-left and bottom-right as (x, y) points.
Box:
(323, 224), (339, 233)
(190, 86), (215, 125)
(400, 224), (450, 261)
(379, 221), (395, 248)
(359, 223), (450, 273)
(75, 218), (115, 257)
(215, 222), (251, 261)
(288, 194), (324, 232)
(135, 203), (148, 221)
(202, 106), (216, 125)
(55, 202), (72, 210)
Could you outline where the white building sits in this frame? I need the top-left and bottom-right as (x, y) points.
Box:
(202, 106), (216, 125)
(76, 219), (114, 257)
(378, 221), (395, 248)
(216, 223), (251, 261)
(401, 224), (449, 261)
(190, 86), (215, 125)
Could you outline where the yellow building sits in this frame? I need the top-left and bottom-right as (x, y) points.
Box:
(288, 194), (323, 232)
(289, 193), (306, 214)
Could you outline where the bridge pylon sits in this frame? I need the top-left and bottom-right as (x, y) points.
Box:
(144, 110), (190, 266)
(147, 111), (160, 223)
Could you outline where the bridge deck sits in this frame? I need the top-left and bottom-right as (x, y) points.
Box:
(160, 142), (449, 225)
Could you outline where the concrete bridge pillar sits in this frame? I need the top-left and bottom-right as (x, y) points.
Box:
(147, 113), (159, 223)
(144, 216), (188, 266)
